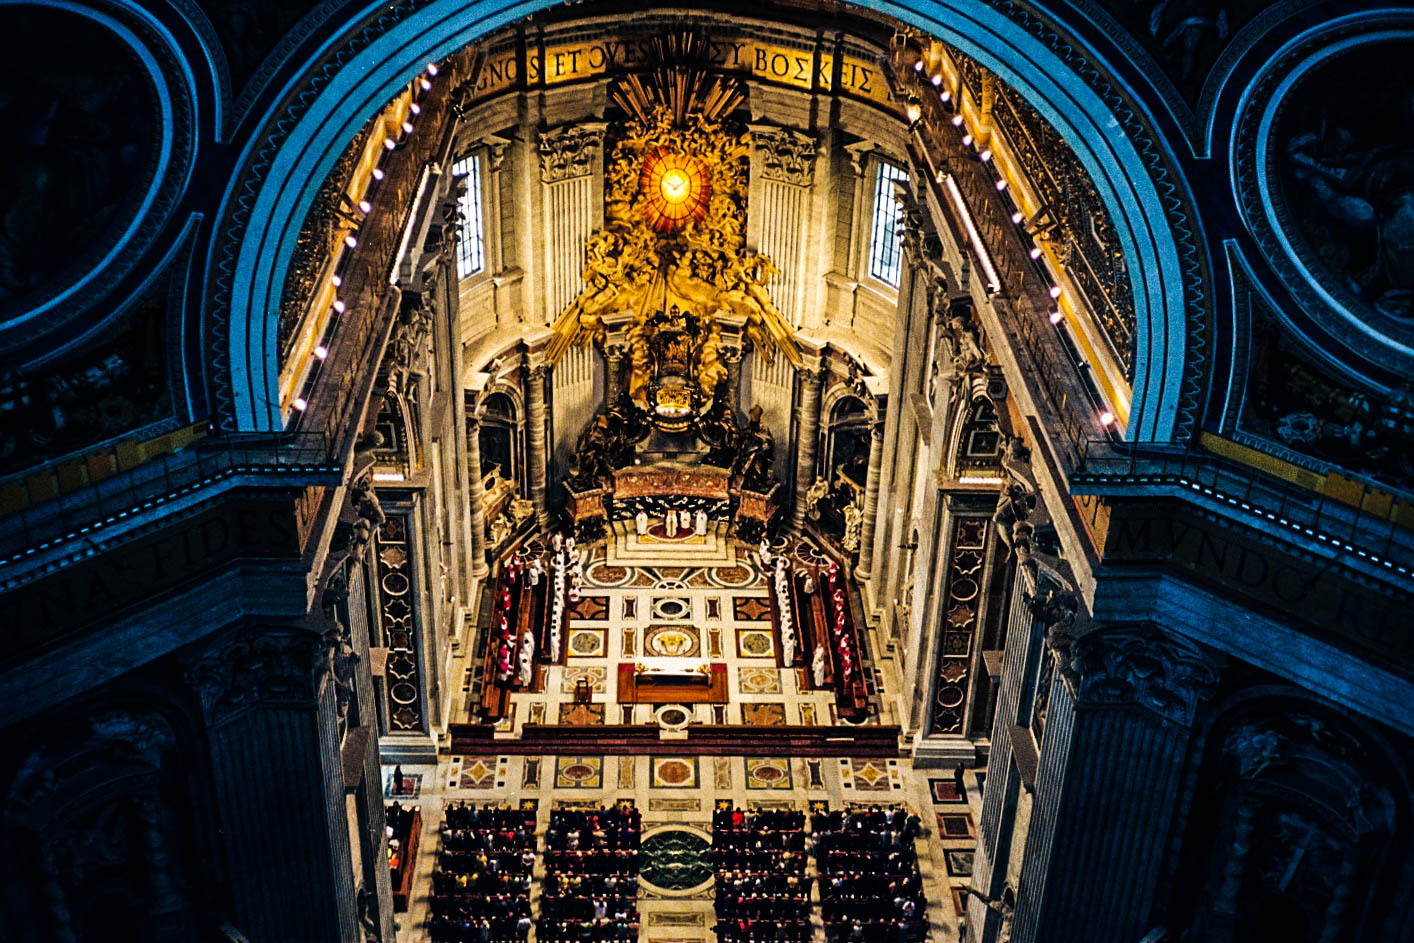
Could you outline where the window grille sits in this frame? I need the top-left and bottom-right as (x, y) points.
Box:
(451, 153), (485, 279)
(868, 160), (909, 287)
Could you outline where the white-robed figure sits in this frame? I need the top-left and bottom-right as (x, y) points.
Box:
(665, 508), (679, 537)
(812, 644), (828, 687)
(517, 631), (535, 687)
(635, 509), (648, 536)
(759, 538), (772, 568)
(693, 508), (708, 536)
(528, 557), (542, 587)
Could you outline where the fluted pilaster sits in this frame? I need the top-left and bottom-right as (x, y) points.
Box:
(184, 629), (357, 942)
(1011, 628), (1222, 943)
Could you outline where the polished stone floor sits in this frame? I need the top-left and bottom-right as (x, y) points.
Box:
(390, 532), (981, 942)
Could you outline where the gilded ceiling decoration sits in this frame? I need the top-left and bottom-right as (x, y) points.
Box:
(548, 34), (799, 429)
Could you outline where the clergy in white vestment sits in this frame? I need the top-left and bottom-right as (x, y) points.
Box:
(694, 508), (708, 536)
(635, 509), (648, 535)
(812, 645), (828, 687)
(665, 508), (678, 537)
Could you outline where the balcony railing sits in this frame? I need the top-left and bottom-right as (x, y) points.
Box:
(1073, 438), (1414, 579)
(0, 431), (343, 570)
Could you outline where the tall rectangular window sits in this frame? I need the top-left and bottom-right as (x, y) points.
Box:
(451, 153), (485, 279)
(868, 160), (909, 287)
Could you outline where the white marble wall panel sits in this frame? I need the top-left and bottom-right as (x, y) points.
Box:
(542, 174), (595, 320)
(755, 177), (808, 325)
(550, 343), (603, 487)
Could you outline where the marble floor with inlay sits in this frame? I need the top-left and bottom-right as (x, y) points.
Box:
(395, 535), (981, 942)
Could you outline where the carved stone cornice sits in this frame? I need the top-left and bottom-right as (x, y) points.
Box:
(1063, 628), (1222, 726)
(538, 123), (606, 184)
(183, 629), (330, 725)
(752, 126), (817, 186)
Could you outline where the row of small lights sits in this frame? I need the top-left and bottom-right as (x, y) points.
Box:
(1071, 472), (1411, 578)
(911, 57), (1117, 433)
(291, 62), (441, 416)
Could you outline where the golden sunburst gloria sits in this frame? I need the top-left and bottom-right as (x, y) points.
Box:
(640, 148), (711, 233)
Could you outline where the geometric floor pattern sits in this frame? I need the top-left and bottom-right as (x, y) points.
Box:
(392, 534), (973, 943)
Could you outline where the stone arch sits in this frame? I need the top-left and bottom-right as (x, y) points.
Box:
(0, 706), (200, 940)
(216, 0), (1195, 443)
(1167, 685), (1412, 942)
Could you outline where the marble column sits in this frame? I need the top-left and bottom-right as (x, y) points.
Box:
(853, 418), (885, 579)
(1010, 628), (1221, 943)
(465, 414), (489, 579)
(723, 345), (743, 414)
(604, 345), (626, 403)
(184, 628), (358, 943)
(524, 359), (550, 529)
(790, 355), (826, 531)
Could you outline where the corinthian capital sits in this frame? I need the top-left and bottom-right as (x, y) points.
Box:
(183, 629), (329, 724)
(539, 123), (606, 183)
(752, 126), (818, 186)
(1064, 628), (1223, 726)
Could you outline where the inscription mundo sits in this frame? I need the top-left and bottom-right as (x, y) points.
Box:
(1104, 507), (1413, 670)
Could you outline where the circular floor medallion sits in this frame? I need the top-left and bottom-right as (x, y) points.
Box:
(645, 625), (700, 657)
(652, 596), (691, 619)
(655, 759), (693, 785)
(708, 564), (757, 588)
(640, 828), (713, 892)
(656, 706), (690, 728)
(752, 765), (784, 783)
(560, 762), (596, 783)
